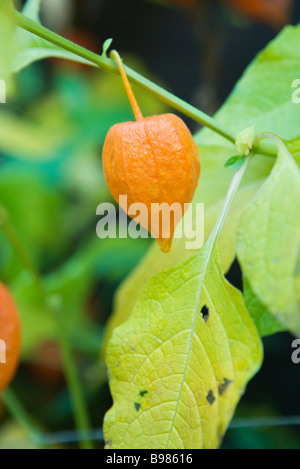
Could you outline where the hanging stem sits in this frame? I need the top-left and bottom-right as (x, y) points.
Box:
(110, 50), (144, 122)
(0, 207), (94, 450)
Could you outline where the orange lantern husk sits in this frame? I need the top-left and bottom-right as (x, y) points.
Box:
(102, 51), (200, 253)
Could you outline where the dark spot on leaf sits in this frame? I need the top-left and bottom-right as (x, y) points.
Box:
(206, 390), (215, 406)
(106, 439), (112, 448)
(218, 378), (233, 396)
(134, 402), (141, 411)
(139, 390), (148, 398)
(201, 305), (209, 323)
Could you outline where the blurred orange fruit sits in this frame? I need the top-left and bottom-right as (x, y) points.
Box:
(0, 284), (21, 393)
(223, 0), (294, 27)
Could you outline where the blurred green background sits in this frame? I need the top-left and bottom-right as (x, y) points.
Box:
(0, 0), (300, 449)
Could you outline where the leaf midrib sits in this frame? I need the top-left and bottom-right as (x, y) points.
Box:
(164, 238), (216, 449)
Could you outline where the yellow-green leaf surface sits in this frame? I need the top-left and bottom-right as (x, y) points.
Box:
(238, 141), (300, 334)
(0, 112), (71, 158)
(104, 236), (263, 449)
(102, 25), (300, 351)
(101, 153), (269, 354)
(243, 276), (285, 337)
(287, 137), (300, 168)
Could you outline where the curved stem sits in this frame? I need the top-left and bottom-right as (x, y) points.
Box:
(11, 10), (280, 159)
(13, 10), (236, 144)
(12, 11), (278, 159)
(254, 132), (284, 149)
(111, 50), (143, 122)
(254, 132), (293, 158)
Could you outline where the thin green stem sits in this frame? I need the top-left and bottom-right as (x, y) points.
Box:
(13, 10), (236, 144)
(12, 10), (277, 158)
(0, 208), (94, 449)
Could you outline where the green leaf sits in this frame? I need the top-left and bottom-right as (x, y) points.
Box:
(287, 137), (300, 168)
(225, 155), (245, 171)
(243, 276), (286, 337)
(104, 233), (263, 448)
(104, 158), (263, 448)
(102, 38), (113, 58)
(12, 0), (92, 73)
(0, 111), (71, 159)
(203, 24), (300, 143)
(101, 167), (265, 355)
(238, 140), (300, 335)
